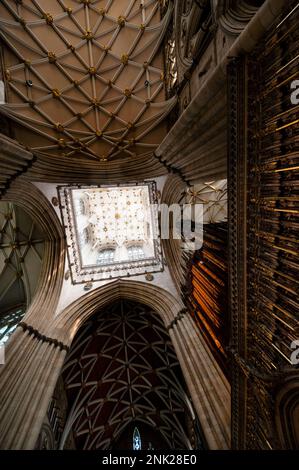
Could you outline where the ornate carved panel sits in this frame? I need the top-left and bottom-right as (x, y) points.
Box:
(173, 0), (214, 83)
(58, 182), (163, 283)
(228, 0), (299, 450)
(227, 55), (248, 449)
(217, 1), (264, 36)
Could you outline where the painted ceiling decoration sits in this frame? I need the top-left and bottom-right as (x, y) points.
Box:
(58, 182), (163, 283)
(60, 300), (196, 450)
(0, 0), (175, 164)
(0, 202), (45, 342)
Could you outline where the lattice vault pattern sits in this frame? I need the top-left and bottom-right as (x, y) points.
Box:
(61, 300), (194, 450)
(185, 179), (227, 224)
(0, 0), (175, 162)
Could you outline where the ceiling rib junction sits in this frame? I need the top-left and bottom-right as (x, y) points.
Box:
(0, 0), (175, 163)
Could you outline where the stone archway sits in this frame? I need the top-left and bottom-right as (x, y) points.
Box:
(0, 179), (66, 450)
(1, 179), (65, 329)
(0, 275), (230, 449)
(58, 299), (199, 450)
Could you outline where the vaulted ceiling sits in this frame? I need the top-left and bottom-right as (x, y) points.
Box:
(61, 300), (194, 450)
(0, 202), (45, 341)
(0, 0), (174, 176)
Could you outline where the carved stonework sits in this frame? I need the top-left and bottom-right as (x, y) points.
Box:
(35, 423), (55, 450)
(216, 1), (263, 36)
(174, 0), (214, 82)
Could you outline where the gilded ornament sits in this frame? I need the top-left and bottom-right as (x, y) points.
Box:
(44, 13), (53, 25)
(58, 138), (66, 148)
(121, 54), (129, 65)
(83, 30), (93, 40)
(52, 88), (61, 98)
(48, 51), (56, 63)
(55, 123), (64, 132)
(118, 16), (126, 27)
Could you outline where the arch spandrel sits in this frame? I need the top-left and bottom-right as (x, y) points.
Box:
(52, 279), (184, 345)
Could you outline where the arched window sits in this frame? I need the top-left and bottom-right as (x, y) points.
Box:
(127, 245), (144, 261)
(133, 427), (141, 451)
(0, 307), (25, 345)
(97, 249), (115, 265)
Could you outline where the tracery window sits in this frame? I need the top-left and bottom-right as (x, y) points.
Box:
(97, 249), (115, 266)
(82, 227), (90, 244)
(127, 246), (145, 261)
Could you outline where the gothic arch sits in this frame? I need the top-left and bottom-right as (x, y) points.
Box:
(1, 179), (66, 329)
(216, 1), (265, 36)
(0, 179), (66, 450)
(0, 276), (230, 449)
(58, 298), (197, 450)
(50, 280), (230, 450)
(52, 279), (184, 344)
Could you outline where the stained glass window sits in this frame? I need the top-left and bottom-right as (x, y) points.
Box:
(0, 308), (25, 345)
(133, 427), (141, 451)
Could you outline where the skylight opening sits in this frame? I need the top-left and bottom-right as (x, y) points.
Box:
(58, 183), (163, 284)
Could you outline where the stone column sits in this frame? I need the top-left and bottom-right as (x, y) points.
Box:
(0, 180), (66, 449)
(168, 311), (231, 449)
(0, 326), (68, 449)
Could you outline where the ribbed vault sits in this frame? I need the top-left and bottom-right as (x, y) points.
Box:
(0, 201), (45, 342)
(61, 299), (194, 450)
(184, 180), (227, 224)
(0, 0), (175, 169)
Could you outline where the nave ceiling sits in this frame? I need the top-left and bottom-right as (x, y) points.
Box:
(0, 0), (174, 173)
(60, 300), (196, 450)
